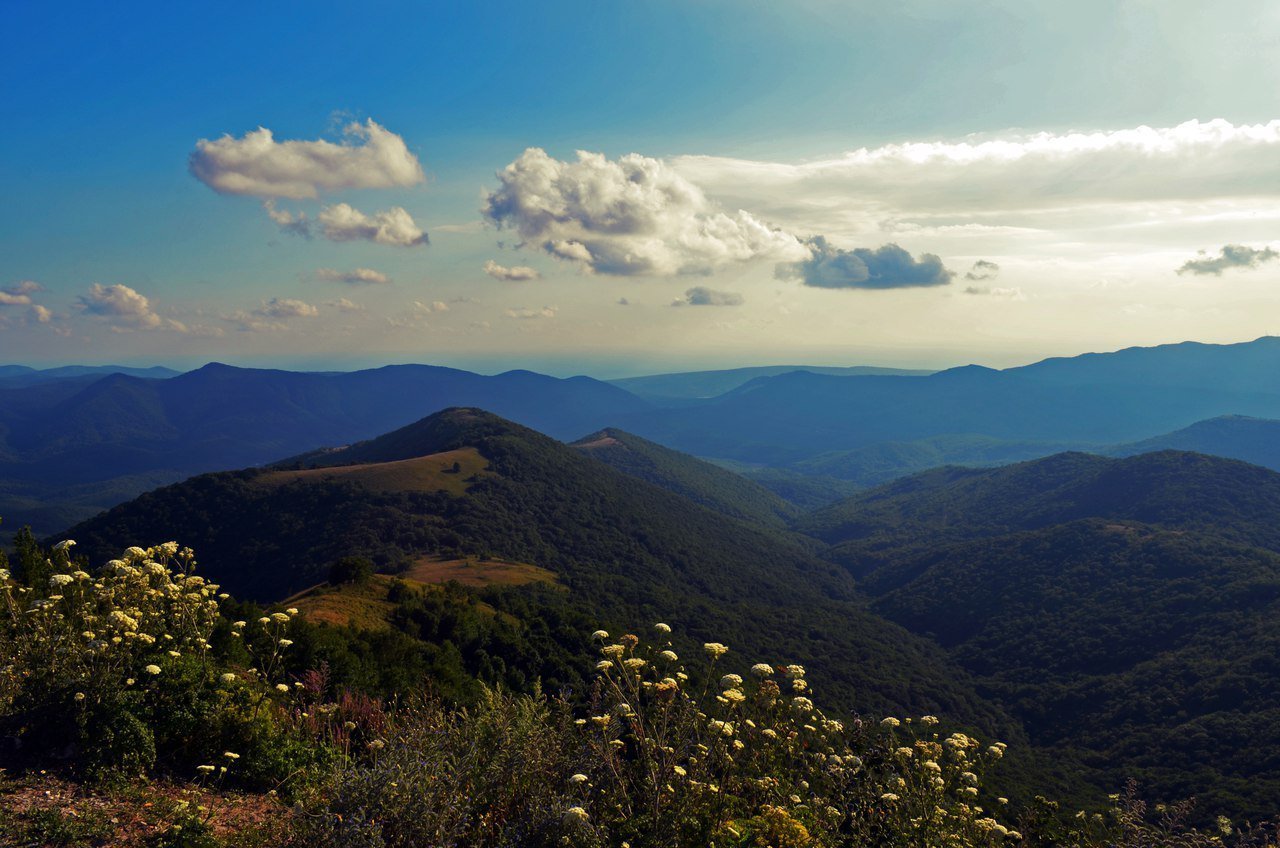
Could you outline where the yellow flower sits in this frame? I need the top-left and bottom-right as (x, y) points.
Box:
(562, 806), (589, 826)
(144, 664), (162, 676)
(881, 717), (901, 728)
(703, 642), (728, 659)
(653, 622), (671, 634)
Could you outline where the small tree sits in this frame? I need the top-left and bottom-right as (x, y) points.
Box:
(328, 556), (374, 586)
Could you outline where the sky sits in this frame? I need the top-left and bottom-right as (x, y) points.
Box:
(3, 0), (1280, 377)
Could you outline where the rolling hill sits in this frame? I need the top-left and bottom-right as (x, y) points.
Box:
(794, 450), (1280, 819)
(570, 427), (799, 527)
(1107, 414), (1280, 471)
(0, 363), (650, 534)
(64, 408), (1012, 731)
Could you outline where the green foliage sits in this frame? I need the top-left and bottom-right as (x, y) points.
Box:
(327, 556), (374, 586)
(571, 427), (799, 527)
(66, 410), (1010, 732)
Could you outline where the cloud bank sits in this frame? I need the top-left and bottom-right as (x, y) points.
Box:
(482, 148), (807, 276)
(776, 238), (952, 289)
(1177, 244), (1280, 276)
(190, 119), (424, 200)
(673, 119), (1280, 216)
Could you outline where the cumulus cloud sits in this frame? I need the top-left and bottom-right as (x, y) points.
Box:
(482, 259), (541, 281)
(1177, 244), (1280, 276)
(965, 260), (1001, 281)
(317, 203), (428, 247)
(77, 283), (188, 332)
(505, 305), (558, 319)
(326, 298), (365, 313)
(264, 201), (312, 237)
(671, 286), (745, 306)
(315, 267), (390, 285)
(28, 304), (53, 324)
(224, 297), (319, 332)
(482, 148), (807, 276)
(189, 119), (424, 199)
(0, 281), (42, 306)
(776, 238), (952, 289)
(386, 299), (449, 329)
(673, 119), (1280, 217)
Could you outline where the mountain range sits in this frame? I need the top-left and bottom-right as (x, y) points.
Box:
(5, 335), (1280, 537)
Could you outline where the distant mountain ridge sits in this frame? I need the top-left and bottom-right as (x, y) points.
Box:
(0, 363), (649, 533)
(608, 364), (933, 401)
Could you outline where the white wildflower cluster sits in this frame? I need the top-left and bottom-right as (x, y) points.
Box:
(0, 542), (223, 708)
(561, 623), (1019, 846)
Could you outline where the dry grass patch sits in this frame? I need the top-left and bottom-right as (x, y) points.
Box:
(257, 447), (492, 496)
(403, 556), (559, 588)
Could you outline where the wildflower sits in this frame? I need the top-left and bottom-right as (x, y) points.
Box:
(232, 620), (247, 629)
(278, 639), (293, 648)
(48, 574), (74, 588)
(672, 765), (687, 777)
(144, 664), (162, 676)
(881, 793), (900, 802)
(591, 630), (609, 640)
(344, 721), (357, 730)
(784, 664), (805, 678)
(286, 607), (299, 615)
(623, 657), (646, 670)
(703, 642), (728, 659)
(270, 612), (289, 623)
(258, 617), (271, 625)
(368, 739), (385, 750)
(1007, 832), (1023, 841)
(168, 650), (181, 658)
(196, 765), (215, 773)
(223, 751), (240, 760)
(562, 806), (589, 826)
(73, 692), (85, 702)
(659, 650), (678, 662)
(722, 688), (746, 704)
(568, 774), (588, 785)
(220, 673), (236, 684)
(750, 662), (773, 678)
(921, 715), (939, 726)
(987, 745), (1004, 758)
(881, 717), (901, 728)
(601, 644), (625, 658)
(896, 746), (913, 758)
(720, 673), (743, 689)
(596, 660), (613, 671)
(654, 622), (671, 634)
(53, 540), (76, 552)
(275, 684), (290, 693)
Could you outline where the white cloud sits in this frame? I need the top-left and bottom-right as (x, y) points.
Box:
(776, 239), (953, 289)
(386, 299), (449, 329)
(190, 119), (424, 199)
(28, 304), (53, 324)
(482, 259), (541, 281)
(482, 148), (808, 276)
(224, 297), (319, 332)
(315, 267), (391, 285)
(672, 119), (1280, 217)
(505, 305), (558, 319)
(264, 200), (311, 237)
(963, 285), (1024, 298)
(317, 203), (428, 247)
(326, 297), (365, 313)
(77, 283), (188, 333)
(671, 286), (745, 306)
(0, 280), (41, 306)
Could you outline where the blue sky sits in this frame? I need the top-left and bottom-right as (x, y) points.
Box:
(4, 1), (1280, 375)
